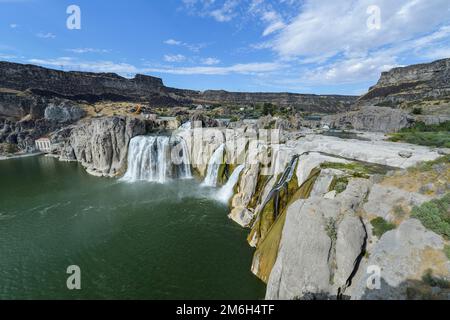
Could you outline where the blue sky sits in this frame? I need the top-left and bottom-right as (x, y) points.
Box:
(1, 0), (450, 95)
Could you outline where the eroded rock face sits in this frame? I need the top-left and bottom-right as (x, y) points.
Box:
(44, 103), (86, 123)
(60, 117), (148, 177)
(229, 164), (260, 227)
(0, 61), (164, 103)
(358, 58), (450, 107)
(266, 179), (371, 300)
(322, 106), (414, 133)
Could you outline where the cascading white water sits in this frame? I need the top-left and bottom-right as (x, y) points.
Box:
(215, 164), (244, 203)
(202, 144), (225, 187)
(173, 136), (192, 179)
(122, 135), (192, 183)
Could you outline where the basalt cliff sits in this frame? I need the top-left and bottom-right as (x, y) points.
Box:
(0, 61), (356, 120)
(358, 58), (450, 108)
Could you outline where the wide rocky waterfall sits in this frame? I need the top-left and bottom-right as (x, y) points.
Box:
(202, 144), (225, 187)
(122, 135), (192, 183)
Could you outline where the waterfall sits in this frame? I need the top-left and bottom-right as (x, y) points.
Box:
(122, 135), (192, 183)
(202, 144), (225, 187)
(174, 136), (192, 179)
(216, 165), (244, 203)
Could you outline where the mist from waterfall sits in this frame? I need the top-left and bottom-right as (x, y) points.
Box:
(215, 164), (244, 203)
(202, 144), (225, 187)
(122, 135), (192, 183)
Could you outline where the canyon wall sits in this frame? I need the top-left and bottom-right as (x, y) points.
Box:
(357, 58), (450, 107)
(0, 61), (357, 116)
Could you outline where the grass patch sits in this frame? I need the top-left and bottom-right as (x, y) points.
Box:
(370, 217), (396, 238)
(411, 193), (450, 239)
(388, 121), (450, 148)
(444, 245), (450, 261)
(322, 161), (389, 176)
(408, 155), (450, 173)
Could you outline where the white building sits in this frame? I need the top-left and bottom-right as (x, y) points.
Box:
(35, 137), (52, 153)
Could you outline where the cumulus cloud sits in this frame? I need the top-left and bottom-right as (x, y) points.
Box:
(271, 0), (450, 59)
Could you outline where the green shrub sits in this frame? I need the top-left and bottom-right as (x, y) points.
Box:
(389, 132), (450, 148)
(411, 193), (450, 239)
(412, 107), (423, 115)
(371, 217), (396, 238)
(422, 269), (450, 289)
(325, 218), (337, 242)
(389, 121), (450, 148)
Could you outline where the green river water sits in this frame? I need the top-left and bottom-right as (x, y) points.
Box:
(0, 156), (265, 299)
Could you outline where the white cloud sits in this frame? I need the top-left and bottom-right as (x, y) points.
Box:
(145, 62), (283, 75)
(27, 57), (138, 76)
(164, 39), (182, 46)
(210, 0), (239, 22)
(163, 54), (187, 63)
(302, 55), (399, 84)
(201, 57), (221, 65)
(9, 23), (18, 29)
(261, 10), (286, 36)
(271, 0), (450, 59)
(36, 32), (56, 39)
(181, 0), (240, 22)
(66, 48), (111, 54)
(163, 38), (206, 52)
